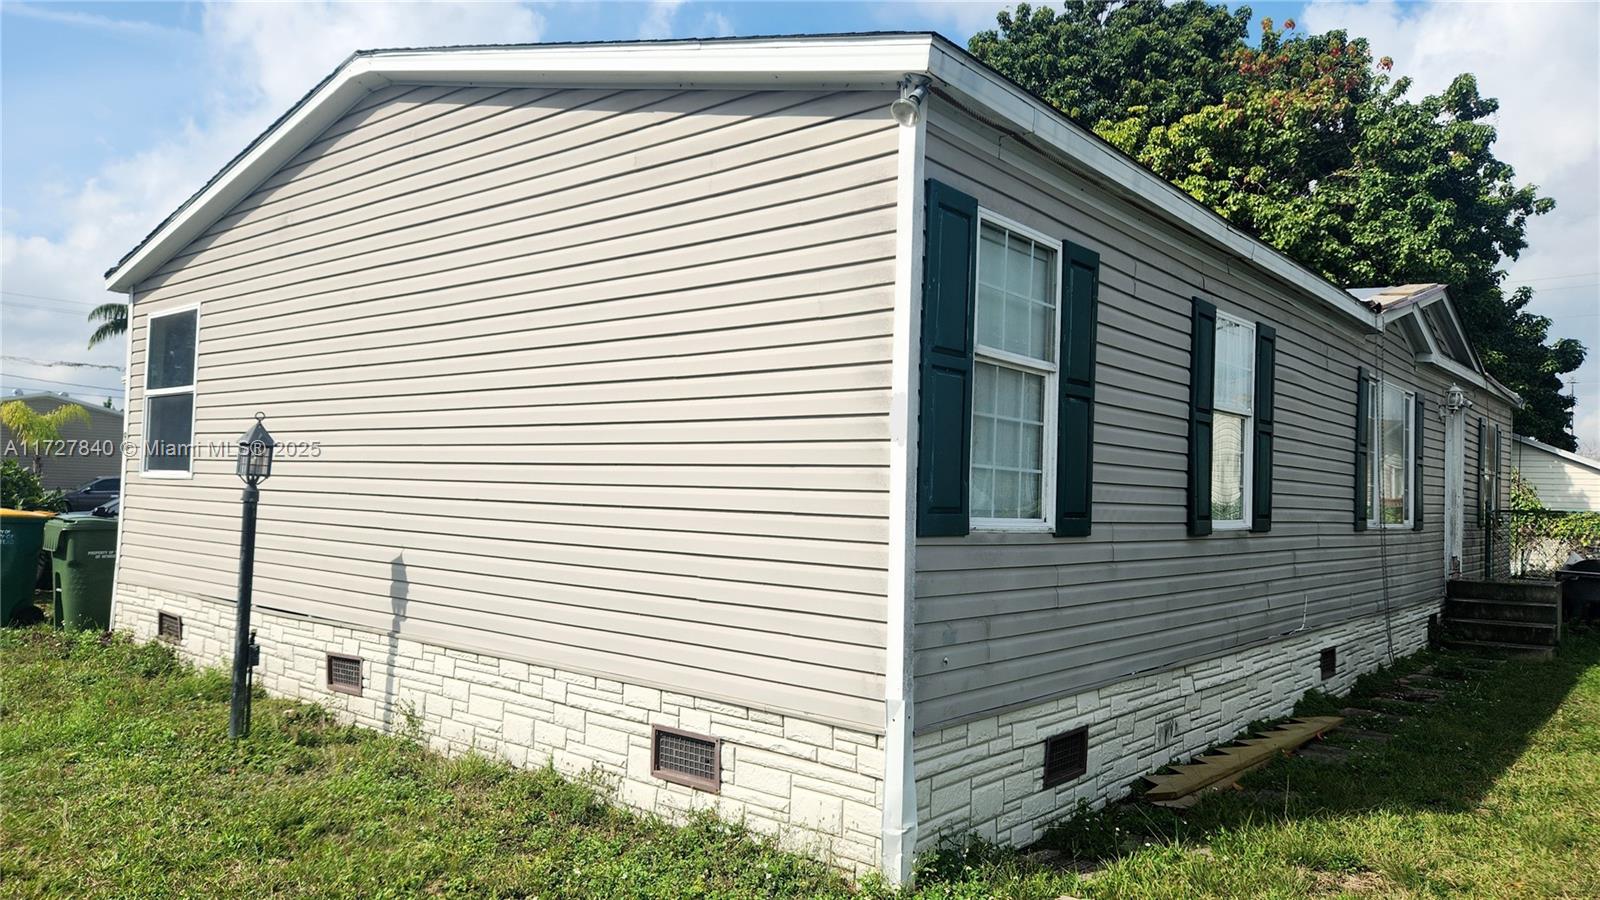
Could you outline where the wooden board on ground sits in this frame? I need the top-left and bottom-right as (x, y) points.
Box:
(1142, 716), (1344, 803)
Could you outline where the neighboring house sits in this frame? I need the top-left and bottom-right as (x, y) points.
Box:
(102, 35), (1518, 882)
(1513, 434), (1600, 511)
(0, 392), (125, 491)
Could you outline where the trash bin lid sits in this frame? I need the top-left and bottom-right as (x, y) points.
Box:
(0, 508), (57, 519)
(48, 512), (118, 531)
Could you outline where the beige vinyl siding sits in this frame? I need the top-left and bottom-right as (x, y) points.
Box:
(0, 397), (124, 491)
(1512, 439), (1600, 511)
(914, 101), (1516, 729)
(117, 87), (900, 730)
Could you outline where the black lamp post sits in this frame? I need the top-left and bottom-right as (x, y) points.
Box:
(229, 413), (275, 740)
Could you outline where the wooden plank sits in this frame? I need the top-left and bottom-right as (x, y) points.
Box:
(1142, 716), (1344, 802)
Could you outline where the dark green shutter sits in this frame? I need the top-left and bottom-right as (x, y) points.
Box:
(1354, 368), (1371, 532)
(1055, 241), (1099, 537)
(916, 179), (979, 537)
(1475, 416), (1487, 527)
(1412, 396), (1426, 531)
(1250, 324), (1277, 533)
(1187, 297), (1217, 536)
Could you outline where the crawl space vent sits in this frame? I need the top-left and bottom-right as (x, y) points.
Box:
(650, 725), (720, 792)
(157, 612), (183, 642)
(1320, 647), (1338, 681)
(1042, 727), (1089, 788)
(327, 654), (363, 696)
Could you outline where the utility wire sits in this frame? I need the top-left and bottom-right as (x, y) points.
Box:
(2, 355), (123, 371)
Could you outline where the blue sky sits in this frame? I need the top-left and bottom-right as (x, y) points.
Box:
(2, 1), (1596, 450)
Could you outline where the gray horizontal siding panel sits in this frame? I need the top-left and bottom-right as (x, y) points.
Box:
(117, 87), (901, 730)
(913, 104), (1516, 730)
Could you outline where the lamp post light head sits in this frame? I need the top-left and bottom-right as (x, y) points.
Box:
(236, 412), (276, 485)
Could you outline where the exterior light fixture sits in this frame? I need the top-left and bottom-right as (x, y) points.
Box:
(1444, 384), (1471, 415)
(889, 77), (930, 127)
(229, 412), (275, 739)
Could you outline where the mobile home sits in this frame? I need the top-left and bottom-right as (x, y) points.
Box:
(104, 34), (1517, 881)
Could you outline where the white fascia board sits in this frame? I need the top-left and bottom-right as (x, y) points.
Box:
(924, 40), (1378, 332)
(105, 36), (936, 293)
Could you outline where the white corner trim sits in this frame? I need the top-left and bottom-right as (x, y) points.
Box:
(881, 104), (925, 887)
(106, 289), (136, 627)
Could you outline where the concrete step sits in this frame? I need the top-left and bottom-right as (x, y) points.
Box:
(1443, 617), (1560, 647)
(1447, 578), (1561, 604)
(1444, 596), (1561, 624)
(1439, 637), (1556, 660)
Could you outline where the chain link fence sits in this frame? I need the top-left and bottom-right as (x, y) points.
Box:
(1486, 509), (1600, 580)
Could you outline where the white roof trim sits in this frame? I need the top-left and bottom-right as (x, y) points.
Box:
(104, 33), (1393, 334)
(1515, 434), (1600, 474)
(3, 392), (124, 417)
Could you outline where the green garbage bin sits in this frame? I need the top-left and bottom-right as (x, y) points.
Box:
(1, 509), (56, 625)
(44, 513), (119, 631)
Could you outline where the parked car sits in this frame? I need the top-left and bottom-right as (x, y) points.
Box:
(63, 476), (119, 512)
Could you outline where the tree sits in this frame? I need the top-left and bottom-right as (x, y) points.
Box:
(971, 3), (1587, 447)
(0, 400), (90, 477)
(87, 302), (127, 349)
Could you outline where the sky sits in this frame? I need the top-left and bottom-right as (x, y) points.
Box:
(1, 0), (1596, 451)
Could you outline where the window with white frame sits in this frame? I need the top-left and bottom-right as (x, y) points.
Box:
(969, 216), (1059, 527)
(144, 308), (198, 475)
(1211, 313), (1255, 528)
(1368, 380), (1415, 527)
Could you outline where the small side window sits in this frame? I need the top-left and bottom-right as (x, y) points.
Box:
(143, 308), (199, 476)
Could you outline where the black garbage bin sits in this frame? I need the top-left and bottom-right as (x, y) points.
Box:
(1557, 558), (1600, 622)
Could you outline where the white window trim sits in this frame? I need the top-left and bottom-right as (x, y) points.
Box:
(970, 209), (1061, 533)
(1211, 310), (1255, 531)
(140, 304), (200, 480)
(1367, 380), (1416, 530)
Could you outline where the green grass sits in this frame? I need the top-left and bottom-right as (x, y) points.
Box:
(2, 627), (1598, 898)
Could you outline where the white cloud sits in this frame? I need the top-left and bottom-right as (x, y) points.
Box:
(1299, 1), (1600, 449)
(637, 0), (733, 40)
(1, 1), (545, 406)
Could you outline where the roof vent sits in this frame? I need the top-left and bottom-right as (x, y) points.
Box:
(1043, 726), (1089, 788)
(327, 654), (363, 696)
(650, 725), (720, 793)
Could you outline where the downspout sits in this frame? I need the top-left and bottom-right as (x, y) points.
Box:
(882, 76), (927, 887)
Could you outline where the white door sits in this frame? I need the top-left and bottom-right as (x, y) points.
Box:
(1444, 400), (1465, 577)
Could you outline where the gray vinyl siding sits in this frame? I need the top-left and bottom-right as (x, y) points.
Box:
(0, 397), (124, 491)
(914, 102), (1516, 729)
(116, 87), (900, 730)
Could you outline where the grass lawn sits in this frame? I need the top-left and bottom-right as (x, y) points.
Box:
(2, 626), (1598, 898)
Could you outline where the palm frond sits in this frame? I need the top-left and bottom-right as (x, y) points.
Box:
(86, 303), (128, 349)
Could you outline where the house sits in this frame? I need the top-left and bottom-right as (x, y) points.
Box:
(1513, 434), (1600, 511)
(1, 391), (125, 491)
(101, 34), (1519, 882)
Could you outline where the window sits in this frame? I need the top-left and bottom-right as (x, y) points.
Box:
(1367, 381), (1416, 527)
(144, 308), (198, 476)
(970, 215), (1060, 528)
(1211, 313), (1256, 528)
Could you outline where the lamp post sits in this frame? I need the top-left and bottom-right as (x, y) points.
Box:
(229, 412), (275, 740)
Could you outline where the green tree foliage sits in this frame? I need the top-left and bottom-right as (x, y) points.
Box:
(970, 2), (1586, 447)
(87, 301), (128, 349)
(0, 458), (66, 512)
(1, 400), (91, 477)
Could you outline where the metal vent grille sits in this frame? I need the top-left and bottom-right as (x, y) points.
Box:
(327, 654), (363, 696)
(1042, 727), (1089, 788)
(1320, 647), (1337, 681)
(650, 725), (720, 792)
(157, 612), (182, 642)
